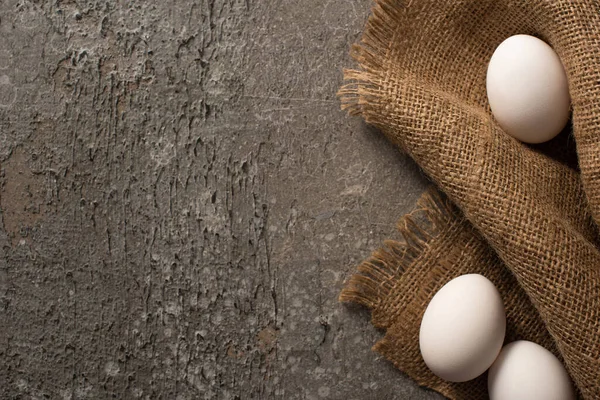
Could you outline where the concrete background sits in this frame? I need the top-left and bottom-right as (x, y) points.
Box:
(0, 0), (441, 398)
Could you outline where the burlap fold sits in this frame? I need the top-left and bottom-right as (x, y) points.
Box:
(338, 1), (600, 399)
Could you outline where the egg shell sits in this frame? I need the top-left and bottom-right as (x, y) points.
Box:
(488, 340), (575, 400)
(419, 274), (506, 382)
(486, 34), (570, 144)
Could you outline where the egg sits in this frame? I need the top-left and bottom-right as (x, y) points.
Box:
(486, 34), (570, 144)
(488, 340), (575, 400)
(419, 274), (506, 382)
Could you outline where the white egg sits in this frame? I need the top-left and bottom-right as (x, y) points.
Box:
(419, 274), (506, 382)
(486, 34), (570, 144)
(488, 340), (575, 400)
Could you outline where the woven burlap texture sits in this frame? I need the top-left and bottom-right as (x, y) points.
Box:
(338, 1), (600, 399)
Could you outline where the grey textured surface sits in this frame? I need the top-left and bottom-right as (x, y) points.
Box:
(0, 0), (441, 399)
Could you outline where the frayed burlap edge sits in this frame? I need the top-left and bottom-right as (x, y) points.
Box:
(337, 0), (402, 122)
(339, 188), (451, 324)
(339, 187), (448, 308)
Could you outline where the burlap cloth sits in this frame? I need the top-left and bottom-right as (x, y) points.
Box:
(338, 1), (600, 399)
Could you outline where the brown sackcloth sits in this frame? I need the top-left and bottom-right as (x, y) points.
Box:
(338, 1), (600, 399)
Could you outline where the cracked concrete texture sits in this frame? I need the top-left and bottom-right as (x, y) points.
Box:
(0, 0), (441, 399)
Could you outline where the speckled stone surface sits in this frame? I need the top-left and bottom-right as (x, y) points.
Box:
(0, 1), (441, 398)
